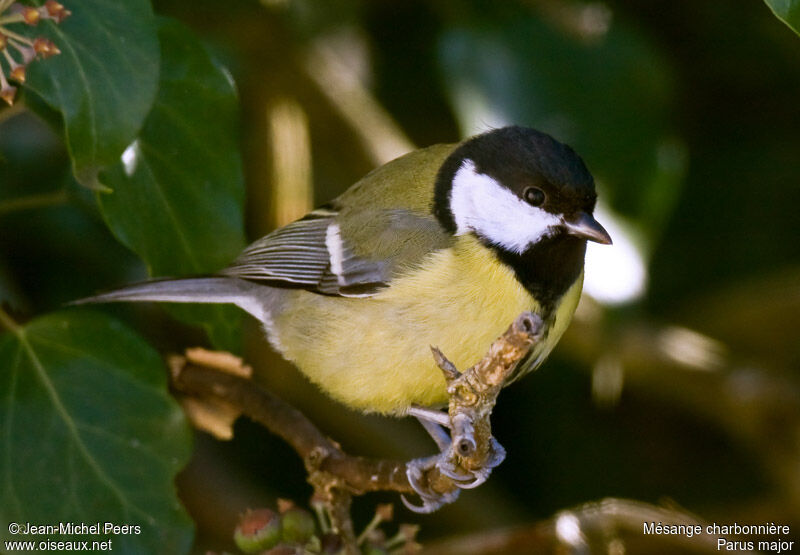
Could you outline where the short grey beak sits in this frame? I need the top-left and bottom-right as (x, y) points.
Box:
(563, 212), (612, 245)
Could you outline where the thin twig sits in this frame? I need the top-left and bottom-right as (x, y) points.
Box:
(0, 190), (69, 216)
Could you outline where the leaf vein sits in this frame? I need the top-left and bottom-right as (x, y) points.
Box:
(17, 337), (150, 521)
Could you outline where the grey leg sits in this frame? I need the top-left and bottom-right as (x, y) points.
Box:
(416, 416), (451, 452)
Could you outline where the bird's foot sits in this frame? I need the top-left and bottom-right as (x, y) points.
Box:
(404, 411), (464, 510)
(401, 456), (460, 514)
(436, 437), (506, 489)
(401, 436), (507, 513)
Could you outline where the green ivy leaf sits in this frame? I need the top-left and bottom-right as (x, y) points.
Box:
(764, 0), (800, 35)
(21, 0), (160, 188)
(98, 18), (246, 351)
(0, 310), (193, 553)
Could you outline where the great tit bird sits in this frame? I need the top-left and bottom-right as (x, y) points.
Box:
(81, 126), (610, 417)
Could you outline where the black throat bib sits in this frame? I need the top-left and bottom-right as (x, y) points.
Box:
(491, 234), (586, 317)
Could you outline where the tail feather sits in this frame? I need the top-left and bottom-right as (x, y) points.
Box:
(72, 276), (269, 323)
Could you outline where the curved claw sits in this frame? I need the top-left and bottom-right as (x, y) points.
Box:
(406, 456), (438, 480)
(402, 435), (508, 512)
(454, 469), (490, 489)
(404, 455), (462, 513)
(401, 494), (435, 514)
(401, 489), (460, 514)
(488, 437), (506, 468)
(429, 436), (509, 490)
(437, 461), (471, 481)
(436, 459), (488, 489)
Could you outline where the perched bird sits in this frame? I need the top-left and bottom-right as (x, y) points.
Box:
(80, 126), (610, 507)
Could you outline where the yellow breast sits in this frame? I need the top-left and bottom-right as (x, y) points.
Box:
(273, 235), (582, 414)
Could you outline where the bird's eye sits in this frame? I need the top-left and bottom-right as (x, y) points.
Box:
(523, 187), (546, 206)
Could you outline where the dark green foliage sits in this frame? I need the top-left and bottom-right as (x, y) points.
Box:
(21, 0), (160, 187)
(0, 311), (193, 552)
(1, 0), (798, 552)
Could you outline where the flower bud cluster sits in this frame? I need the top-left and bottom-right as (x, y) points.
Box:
(0, 0), (70, 105)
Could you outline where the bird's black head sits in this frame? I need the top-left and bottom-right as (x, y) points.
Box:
(432, 126), (611, 311)
(433, 126), (611, 252)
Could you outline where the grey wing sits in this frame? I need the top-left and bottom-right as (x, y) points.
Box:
(220, 210), (390, 297)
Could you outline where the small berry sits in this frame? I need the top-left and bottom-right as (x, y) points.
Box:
(9, 65), (25, 83)
(33, 37), (59, 58)
(0, 84), (16, 106)
(233, 508), (282, 554)
(280, 507), (316, 544)
(43, 0), (70, 23)
(21, 6), (40, 25)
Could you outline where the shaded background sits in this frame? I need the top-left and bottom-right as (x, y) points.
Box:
(1, 0), (799, 552)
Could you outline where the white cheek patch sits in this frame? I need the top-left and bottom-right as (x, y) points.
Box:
(450, 159), (562, 253)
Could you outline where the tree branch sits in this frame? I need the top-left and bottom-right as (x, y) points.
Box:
(169, 361), (412, 495)
(168, 312), (540, 550)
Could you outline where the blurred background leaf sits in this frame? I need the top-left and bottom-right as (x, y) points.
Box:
(98, 18), (247, 352)
(436, 6), (680, 237)
(18, 0), (159, 188)
(2, 0), (799, 552)
(764, 0), (800, 35)
(0, 310), (193, 553)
